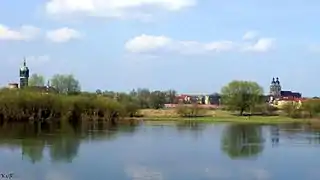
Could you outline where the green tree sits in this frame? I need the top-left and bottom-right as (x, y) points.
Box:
(165, 89), (177, 104)
(136, 88), (151, 108)
(302, 99), (320, 118)
(96, 89), (102, 95)
(221, 80), (264, 115)
(149, 91), (166, 109)
(50, 74), (81, 94)
(221, 124), (264, 159)
(28, 73), (45, 86)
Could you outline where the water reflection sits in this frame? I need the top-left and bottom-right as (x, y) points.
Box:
(0, 121), (138, 164)
(221, 124), (265, 159)
(1, 121), (320, 179)
(275, 123), (320, 146)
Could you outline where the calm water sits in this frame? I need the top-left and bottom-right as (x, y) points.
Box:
(0, 121), (320, 180)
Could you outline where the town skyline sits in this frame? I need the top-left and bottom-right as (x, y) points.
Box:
(1, 1), (319, 96)
(5, 58), (305, 99)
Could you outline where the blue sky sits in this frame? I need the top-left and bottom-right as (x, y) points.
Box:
(0, 0), (320, 96)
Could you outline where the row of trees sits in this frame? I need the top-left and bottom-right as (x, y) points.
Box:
(29, 73), (178, 109)
(29, 73), (81, 94)
(26, 74), (320, 119)
(220, 80), (320, 119)
(282, 99), (320, 118)
(0, 89), (139, 123)
(30, 73), (267, 116)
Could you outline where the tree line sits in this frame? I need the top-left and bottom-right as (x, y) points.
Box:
(9, 73), (320, 120)
(220, 80), (320, 119)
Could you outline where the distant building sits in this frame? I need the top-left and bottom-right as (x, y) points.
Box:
(7, 58), (57, 93)
(8, 83), (18, 89)
(268, 77), (303, 106)
(19, 58), (29, 88)
(175, 93), (221, 106)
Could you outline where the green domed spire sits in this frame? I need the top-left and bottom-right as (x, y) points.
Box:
(19, 57), (29, 88)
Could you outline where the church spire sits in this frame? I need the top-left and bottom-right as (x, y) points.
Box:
(275, 77), (280, 84)
(23, 57), (26, 67)
(20, 57), (30, 88)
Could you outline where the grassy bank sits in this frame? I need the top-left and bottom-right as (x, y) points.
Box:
(136, 109), (312, 124)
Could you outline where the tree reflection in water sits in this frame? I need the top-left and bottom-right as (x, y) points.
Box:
(0, 120), (138, 164)
(175, 121), (207, 139)
(221, 124), (265, 159)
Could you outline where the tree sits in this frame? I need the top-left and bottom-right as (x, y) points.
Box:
(96, 89), (102, 95)
(28, 73), (45, 87)
(136, 88), (151, 108)
(165, 89), (177, 104)
(220, 80), (264, 115)
(50, 74), (81, 94)
(149, 90), (166, 109)
(302, 99), (320, 118)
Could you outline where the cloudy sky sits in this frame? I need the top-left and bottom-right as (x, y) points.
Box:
(0, 0), (320, 96)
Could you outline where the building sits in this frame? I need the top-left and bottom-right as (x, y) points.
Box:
(19, 58), (29, 88)
(268, 77), (304, 106)
(8, 83), (18, 89)
(7, 58), (57, 93)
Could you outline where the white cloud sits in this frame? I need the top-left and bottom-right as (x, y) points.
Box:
(45, 0), (196, 20)
(0, 24), (41, 41)
(242, 30), (259, 40)
(124, 34), (172, 53)
(46, 27), (81, 43)
(243, 38), (275, 52)
(125, 31), (275, 55)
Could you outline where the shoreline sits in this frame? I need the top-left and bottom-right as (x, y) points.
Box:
(132, 109), (314, 124)
(128, 116), (312, 124)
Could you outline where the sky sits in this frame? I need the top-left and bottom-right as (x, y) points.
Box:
(0, 0), (320, 96)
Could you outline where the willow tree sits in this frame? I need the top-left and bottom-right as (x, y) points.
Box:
(50, 74), (81, 94)
(221, 80), (264, 115)
(29, 73), (45, 87)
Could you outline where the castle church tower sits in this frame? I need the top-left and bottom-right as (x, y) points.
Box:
(275, 77), (282, 97)
(269, 77), (282, 102)
(19, 58), (29, 88)
(269, 77), (276, 96)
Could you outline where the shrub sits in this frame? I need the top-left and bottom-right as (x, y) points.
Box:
(0, 88), (139, 123)
(302, 99), (320, 118)
(176, 103), (208, 117)
(281, 102), (302, 118)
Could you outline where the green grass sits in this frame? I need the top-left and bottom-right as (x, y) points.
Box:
(134, 109), (312, 124)
(133, 115), (310, 124)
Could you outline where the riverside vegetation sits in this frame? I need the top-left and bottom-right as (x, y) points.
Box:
(0, 88), (139, 123)
(2, 73), (320, 124)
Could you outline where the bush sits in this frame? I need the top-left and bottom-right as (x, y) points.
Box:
(281, 102), (302, 118)
(175, 103), (208, 117)
(302, 99), (320, 118)
(252, 103), (279, 116)
(0, 88), (139, 123)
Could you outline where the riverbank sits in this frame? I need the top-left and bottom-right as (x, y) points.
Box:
(135, 109), (312, 124)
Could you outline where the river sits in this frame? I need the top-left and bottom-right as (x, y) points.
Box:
(0, 121), (319, 180)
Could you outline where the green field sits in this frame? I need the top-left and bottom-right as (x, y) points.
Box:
(135, 109), (311, 124)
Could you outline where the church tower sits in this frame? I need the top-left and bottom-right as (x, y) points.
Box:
(19, 58), (29, 88)
(269, 77), (282, 99)
(269, 77), (276, 96)
(275, 77), (281, 97)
